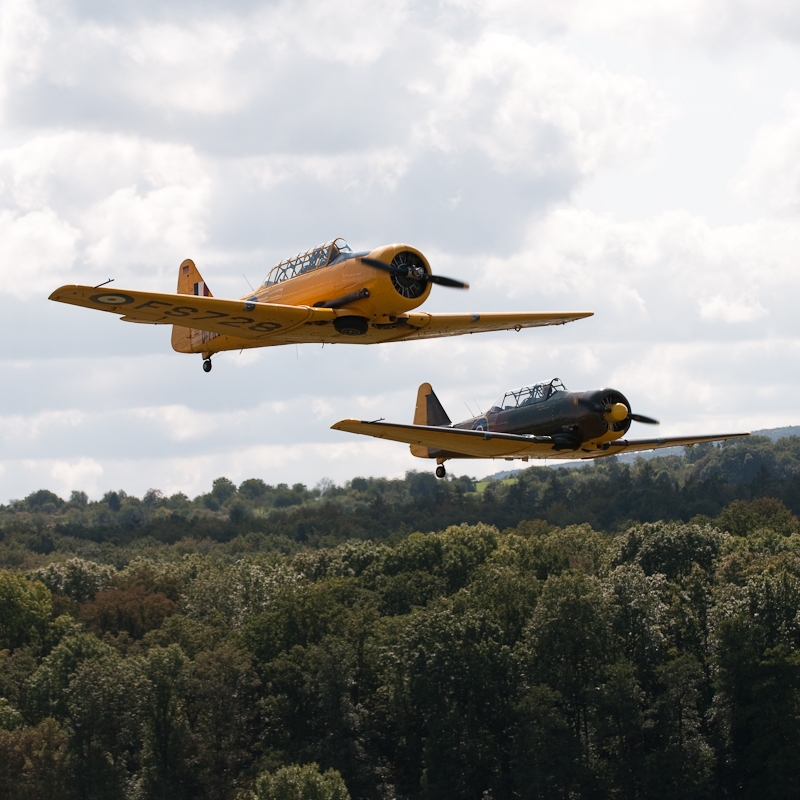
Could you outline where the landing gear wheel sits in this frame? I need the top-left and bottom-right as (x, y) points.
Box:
(202, 359), (212, 373)
(435, 465), (446, 479)
(333, 316), (369, 336)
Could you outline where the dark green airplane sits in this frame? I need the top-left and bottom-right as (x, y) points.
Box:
(332, 378), (750, 477)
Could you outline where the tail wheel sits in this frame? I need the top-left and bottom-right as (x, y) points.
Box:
(202, 359), (212, 373)
(435, 465), (446, 479)
(390, 252), (428, 299)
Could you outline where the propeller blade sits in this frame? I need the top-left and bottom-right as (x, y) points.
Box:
(360, 257), (395, 272)
(427, 274), (469, 289)
(577, 398), (606, 413)
(630, 413), (660, 425)
(577, 396), (659, 425)
(360, 257), (469, 290)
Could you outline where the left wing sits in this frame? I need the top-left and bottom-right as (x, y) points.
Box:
(331, 419), (750, 460)
(601, 433), (751, 456)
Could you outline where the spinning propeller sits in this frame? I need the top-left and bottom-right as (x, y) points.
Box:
(360, 256), (469, 290)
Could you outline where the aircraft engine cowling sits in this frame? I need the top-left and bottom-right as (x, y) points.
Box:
(599, 390), (632, 435)
(389, 251), (429, 299)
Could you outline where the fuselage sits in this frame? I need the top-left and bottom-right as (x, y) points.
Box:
(452, 384), (633, 450)
(254, 241), (433, 324)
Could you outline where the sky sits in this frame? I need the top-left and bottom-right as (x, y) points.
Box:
(2, 0), (800, 502)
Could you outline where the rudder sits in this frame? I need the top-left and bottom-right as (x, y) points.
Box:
(177, 258), (213, 297)
(411, 383), (450, 458)
(413, 383), (451, 426)
(172, 258), (212, 353)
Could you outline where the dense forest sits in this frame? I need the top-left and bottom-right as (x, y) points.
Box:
(2, 435), (800, 799)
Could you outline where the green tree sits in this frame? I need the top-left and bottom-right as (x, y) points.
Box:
(78, 586), (176, 639)
(248, 763), (350, 800)
(138, 644), (195, 799)
(211, 477), (237, 504)
(33, 559), (114, 603)
(0, 571), (52, 651)
(65, 654), (148, 799)
(185, 643), (262, 800)
(644, 655), (714, 800)
(717, 497), (799, 538)
(522, 572), (613, 763)
(0, 718), (73, 800)
(712, 568), (800, 799)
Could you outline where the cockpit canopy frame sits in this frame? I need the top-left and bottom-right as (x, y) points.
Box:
(490, 378), (567, 412)
(263, 238), (353, 287)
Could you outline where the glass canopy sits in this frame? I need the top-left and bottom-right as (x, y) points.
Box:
(263, 238), (353, 287)
(489, 379), (567, 412)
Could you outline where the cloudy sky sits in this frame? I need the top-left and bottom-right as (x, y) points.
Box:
(2, 0), (800, 502)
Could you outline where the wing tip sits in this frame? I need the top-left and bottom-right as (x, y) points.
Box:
(331, 419), (361, 431)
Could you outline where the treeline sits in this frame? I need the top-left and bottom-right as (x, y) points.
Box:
(2, 436), (800, 799)
(2, 497), (800, 799)
(2, 436), (800, 568)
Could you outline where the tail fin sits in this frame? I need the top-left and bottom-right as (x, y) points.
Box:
(172, 258), (211, 353)
(411, 383), (450, 458)
(414, 383), (451, 426)
(176, 258), (213, 297)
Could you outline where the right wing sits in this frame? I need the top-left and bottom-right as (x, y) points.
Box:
(49, 285), (337, 339)
(331, 420), (560, 458)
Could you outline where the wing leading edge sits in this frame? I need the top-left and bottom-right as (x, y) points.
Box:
(330, 419), (751, 460)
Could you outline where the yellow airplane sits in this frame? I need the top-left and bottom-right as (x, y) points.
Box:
(49, 238), (592, 372)
(332, 380), (750, 477)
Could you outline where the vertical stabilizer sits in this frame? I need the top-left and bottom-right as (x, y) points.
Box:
(176, 258), (213, 297)
(172, 258), (212, 353)
(413, 383), (451, 426)
(411, 383), (450, 458)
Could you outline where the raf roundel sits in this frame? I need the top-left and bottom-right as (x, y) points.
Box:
(89, 293), (136, 305)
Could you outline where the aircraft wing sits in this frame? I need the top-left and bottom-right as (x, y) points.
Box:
(331, 420), (751, 460)
(394, 310), (593, 340)
(599, 433), (751, 456)
(331, 420), (561, 458)
(48, 285), (337, 340)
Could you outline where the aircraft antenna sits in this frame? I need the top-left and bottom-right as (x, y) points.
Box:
(464, 402), (474, 417)
(473, 397), (483, 415)
(243, 274), (255, 291)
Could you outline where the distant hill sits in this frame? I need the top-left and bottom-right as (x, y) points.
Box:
(479, 425), (800, 481)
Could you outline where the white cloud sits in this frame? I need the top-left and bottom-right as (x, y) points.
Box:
(0, 208), (81, 299)
(735, 94), (800, 214)
(480, 208), (800, 335)
(49, 457), (104, 497)
(131, 402), (286, 443)
(0, 0), (51, 96)
(0, 132), (211, 293)
(444, 0), (800, 47)
(416, 34), (669, 178)
(698, 293), (768, 323)
(0, 409), (86, 443)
